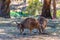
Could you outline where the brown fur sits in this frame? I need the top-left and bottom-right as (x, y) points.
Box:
(17, 18), (42, 34)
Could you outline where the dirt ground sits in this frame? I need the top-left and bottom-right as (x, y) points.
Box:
(0, 18), (60, 40)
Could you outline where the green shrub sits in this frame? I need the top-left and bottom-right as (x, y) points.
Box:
(10, 11), (20, 18)
(56, 10), (60, 18)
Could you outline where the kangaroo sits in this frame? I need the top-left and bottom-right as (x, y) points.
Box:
(38, 16), (47, 33)
(17, 18), (42, 34)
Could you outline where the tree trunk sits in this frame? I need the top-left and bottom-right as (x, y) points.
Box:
(41, 0), (52, 19)
(1, 0), (11, 18)
(53, 0), (56, 19)
(0, 0), (3, 17)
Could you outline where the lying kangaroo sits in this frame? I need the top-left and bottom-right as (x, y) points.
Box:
(17, 18), (42, 34)
(38, 16), (47, 33)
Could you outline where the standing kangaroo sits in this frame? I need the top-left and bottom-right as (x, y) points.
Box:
(38, 16), (47, 33)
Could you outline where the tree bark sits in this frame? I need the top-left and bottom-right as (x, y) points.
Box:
(0, 0), (3, 17)
(41, 0), (52, 19)
(53, 0), (56, 19)
(0, 0), (11, 18)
